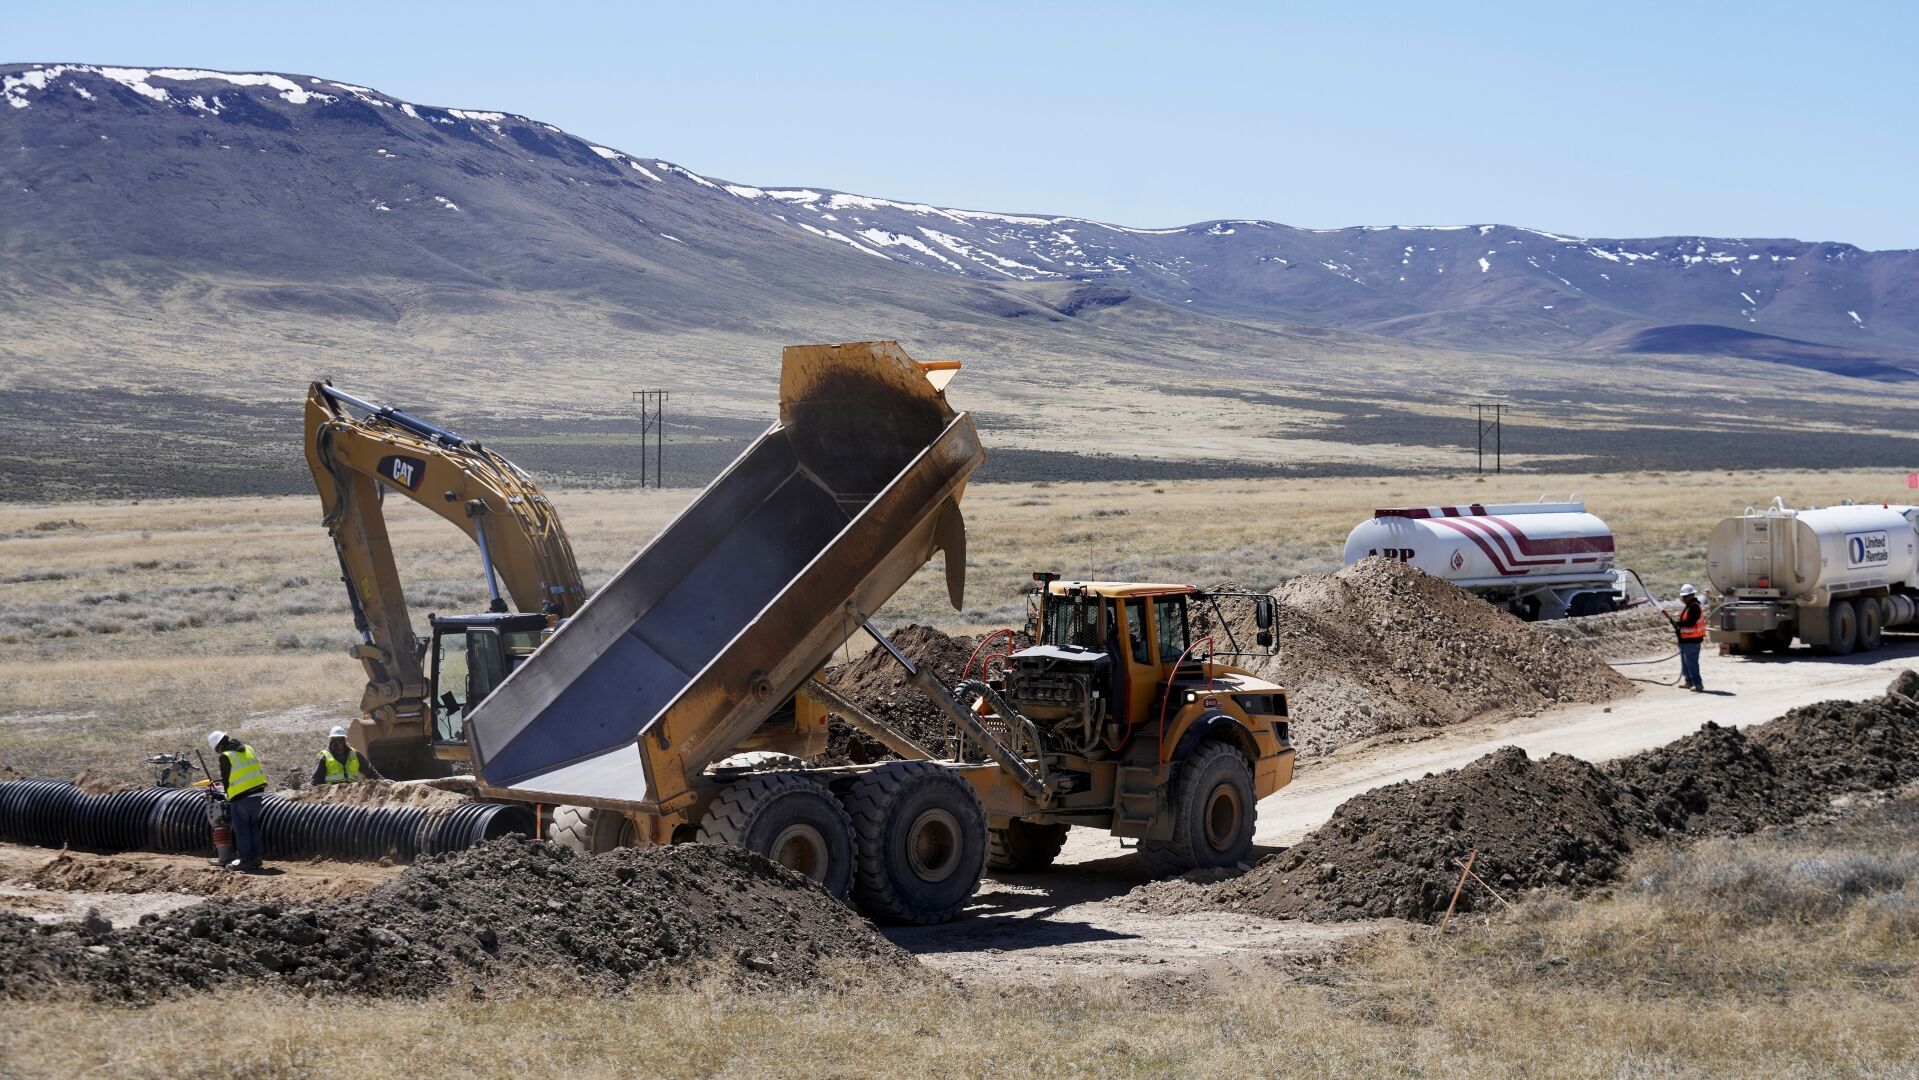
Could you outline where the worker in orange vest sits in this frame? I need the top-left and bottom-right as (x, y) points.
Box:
(1674, 584), (1708, 692)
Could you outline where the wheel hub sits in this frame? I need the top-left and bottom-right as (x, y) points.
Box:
(1203, 784), (1242, 852)
(770, 823), (829, 881)
(906, 807), (962, 883)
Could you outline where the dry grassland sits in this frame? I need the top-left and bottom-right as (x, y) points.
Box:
(5, 790), (1916, 1078)
(2, 468), (1912, 780)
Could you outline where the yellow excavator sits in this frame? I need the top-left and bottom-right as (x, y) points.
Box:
(303, 382), (824, 804)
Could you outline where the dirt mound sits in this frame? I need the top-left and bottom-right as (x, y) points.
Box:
(1198, 747), (1647, 921)
(1606, 723), (1790, 836)
(283, 778), (472, 809)
(21, 851), (390, 902)
(1609, 677), (1919, 837)
(1136, 671), (1919, 924)
(0, 839), (917, 1002)
(1540, 605), (1676, 662)
(1198, 559), (1632, 756)
(815, 624), (991, 765)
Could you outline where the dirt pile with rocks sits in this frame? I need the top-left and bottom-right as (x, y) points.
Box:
(814, 624), (994, 765)
(284, 778), (472, 809)
(1539, 605), (1677, 662)
(0, 839), (917, 1002)
(1615, 671), (1919, 837)
(1192, 748), (1648, 921)
(1133, 671), (1919, 923)
(1198, 559), (1632, 756)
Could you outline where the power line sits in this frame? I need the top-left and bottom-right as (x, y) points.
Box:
(631, 390), (668, 489)
(1469, 402), (1506, 474)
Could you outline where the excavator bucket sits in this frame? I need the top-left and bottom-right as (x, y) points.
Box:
(466, 342), (981, 813)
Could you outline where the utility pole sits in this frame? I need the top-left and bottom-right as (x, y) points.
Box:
(1470, 403), (1506, 475)
(631, 390), (668, 490)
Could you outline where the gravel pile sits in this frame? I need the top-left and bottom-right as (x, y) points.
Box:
(0, 839), (917, 1002)
(1199, 558), (1633, 755)
(814, 624), (992, 765)
(1539, 605), (1677, 662)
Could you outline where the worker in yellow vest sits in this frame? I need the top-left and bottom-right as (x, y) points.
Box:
(311, 725), (384, 786)
(207, 730), (268, 871)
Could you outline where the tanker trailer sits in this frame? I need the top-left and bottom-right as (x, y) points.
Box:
(1342, 497), (1622, 620)
(1706, 498), (1919, 655)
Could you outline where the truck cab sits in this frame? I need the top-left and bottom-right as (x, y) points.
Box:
(427, 612), (550, 746)
(966, 575), (1295, 874)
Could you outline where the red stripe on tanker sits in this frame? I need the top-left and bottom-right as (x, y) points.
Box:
(1344, 500), (1618, 584)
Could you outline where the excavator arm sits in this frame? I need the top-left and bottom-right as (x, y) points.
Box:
(304, 382), (586, 774)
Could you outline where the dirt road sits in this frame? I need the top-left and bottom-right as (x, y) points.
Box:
(890, 643), (1919, 985)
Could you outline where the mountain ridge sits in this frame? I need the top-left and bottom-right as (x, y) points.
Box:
(5, 61), (1914, 367)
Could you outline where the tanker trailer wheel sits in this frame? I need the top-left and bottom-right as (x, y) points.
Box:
(1136, 741), (1256, 877)
(1816, 599), (1859, 657)
(1858, 599), (1885, 652)
(697, 773), (855, 899)
(987, 819), (1070, 873)
(843, 761), (987, 924)
(549, 806), (641, 853)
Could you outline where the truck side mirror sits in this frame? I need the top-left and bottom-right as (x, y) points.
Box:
(1256, 630), (1273, 649)
(1255, 596), (1274, 630)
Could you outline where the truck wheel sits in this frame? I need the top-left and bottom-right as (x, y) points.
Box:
(697, 774), (855, 899)
(707, 751), (806, 775)
(1818, 599), (1859, 657)
(1136, 741), (1256, 877)
(1858, 599), (1885, 651)
(987, 820), (1070, 872)
(549, 805), (639, 853)
(843, 761), (987, 924)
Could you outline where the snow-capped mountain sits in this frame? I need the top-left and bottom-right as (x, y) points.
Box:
(3, 62), (1916, 377)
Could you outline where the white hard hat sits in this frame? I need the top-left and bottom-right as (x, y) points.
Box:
(1679, 584), (1698, 597)
(329, 725), (348, 739)
(207, 730), (227, 751)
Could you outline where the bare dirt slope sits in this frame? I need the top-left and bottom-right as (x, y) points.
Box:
(1201, 558), (1633, 754)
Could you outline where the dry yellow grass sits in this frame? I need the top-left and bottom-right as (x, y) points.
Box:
(2, 467), (1909, 779)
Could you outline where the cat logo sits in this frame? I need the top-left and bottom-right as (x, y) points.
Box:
(378, 454), (426, 492)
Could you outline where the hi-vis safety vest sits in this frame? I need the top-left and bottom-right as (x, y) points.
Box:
(1677, 603), (1708, 642)
(223, 746), (267, 798)
(318, 748), (363, 784)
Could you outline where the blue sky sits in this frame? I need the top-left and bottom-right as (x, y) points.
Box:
(11, 1), (1916, 247)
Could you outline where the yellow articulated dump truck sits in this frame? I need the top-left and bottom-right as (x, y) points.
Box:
(465, 341), (1296, 924)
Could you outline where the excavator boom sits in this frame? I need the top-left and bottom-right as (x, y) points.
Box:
(304, 382), (586, 774)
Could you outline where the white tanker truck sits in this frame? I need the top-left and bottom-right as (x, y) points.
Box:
(1342, 497), (1624, 620)
(1706, 498), (1919, 655)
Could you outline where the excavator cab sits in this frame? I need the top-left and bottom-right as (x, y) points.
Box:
(427, 612), (548, 745)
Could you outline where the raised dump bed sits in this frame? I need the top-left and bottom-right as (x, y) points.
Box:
(467, 342), (981, 817)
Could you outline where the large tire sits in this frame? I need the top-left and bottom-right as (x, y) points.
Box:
(843, 761), (987, 924)
(1858, 598), (1885, 652)
(1817, 599), (1859, 657)
(697, 773), (855, 899)
(1136, 741), (1256, 877)
(708, 751), (806, 775)
(987, 819), (1070, 873)
(548, 805), (638, 853)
